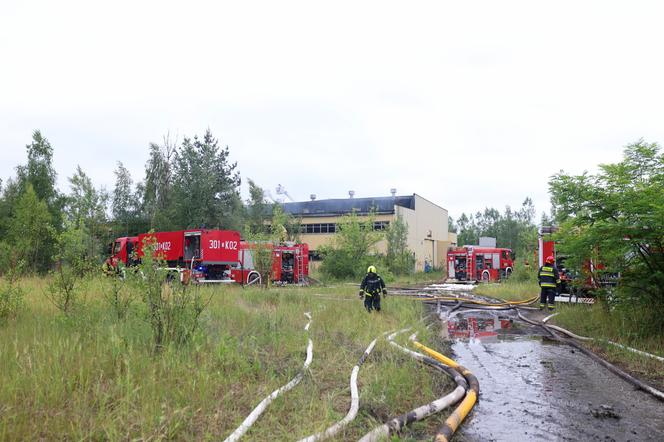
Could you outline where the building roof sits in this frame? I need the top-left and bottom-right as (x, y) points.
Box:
(271, 195), (415, 217)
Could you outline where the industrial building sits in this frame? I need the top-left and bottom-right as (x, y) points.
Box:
(278, 192), (455, 272)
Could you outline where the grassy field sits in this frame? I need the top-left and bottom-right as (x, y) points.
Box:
(472, 280), (539, 302)
(551, 303), (664, 390)
(0, 276), (453, 441)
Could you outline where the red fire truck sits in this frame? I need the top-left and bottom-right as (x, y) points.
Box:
(230, 242), (309, 285)
(107, 229), (241, 282)
(107, 231), (309, 285)
(537, 233), (617, 294)
(447, 246), (514, 282)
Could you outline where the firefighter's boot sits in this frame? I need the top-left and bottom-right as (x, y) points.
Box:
(539, 303), (546, 310)
(547, 304), (555, 311)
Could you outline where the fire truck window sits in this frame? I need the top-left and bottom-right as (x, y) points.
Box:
(114, 241), (121, 254)
(485, 257), (492, 269)
(502, 251), (507, 259)
(185, 236), (201, 260)
(476, 256), (484, 269)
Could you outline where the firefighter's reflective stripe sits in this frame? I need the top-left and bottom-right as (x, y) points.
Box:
(540, 282), (557, 288)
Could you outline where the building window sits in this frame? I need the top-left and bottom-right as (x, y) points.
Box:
(373, 221), (390, 231)
(299, 223), (338, 234)
(299, 221), (385, 234)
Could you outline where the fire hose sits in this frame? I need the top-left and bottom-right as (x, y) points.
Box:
(358, 329), (468, 441)
(223, 312), (313, 442)
(408, 336), (479, 442)
(297, 337), (379, 442)
(516, 309), (664, 402)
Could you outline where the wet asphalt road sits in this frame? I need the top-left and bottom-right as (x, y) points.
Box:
(444, 310), (664, 442)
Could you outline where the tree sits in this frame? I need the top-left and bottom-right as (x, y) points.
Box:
(143, 136), (176, 230)
(385, 214), (415, 275)
(65, 166), (109, 261)
(270, 204), (301, 243)
(112, 161), (140, 236)
(16, 130), (62, 227)
(7, 184), (56, 273)
(245, 179), (268, 235)
(319, 211), (383, 279)
(454, 198), (537, 258)
(170, 129), (242, 230)
(549, 140), (664, 327)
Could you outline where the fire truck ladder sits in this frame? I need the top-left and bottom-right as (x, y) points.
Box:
(296, 252), (305, 283)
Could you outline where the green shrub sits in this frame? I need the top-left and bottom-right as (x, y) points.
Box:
(0, 264), (24, 322)
(132, 234), (212, 352)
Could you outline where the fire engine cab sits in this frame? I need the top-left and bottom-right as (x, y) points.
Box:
(447, 246), (514, 282)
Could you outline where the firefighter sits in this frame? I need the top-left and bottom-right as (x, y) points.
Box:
(359, 265), (387, 313)
(538, 255), (561, 310)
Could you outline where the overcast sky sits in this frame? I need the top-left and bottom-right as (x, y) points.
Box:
(2, 0), (663, 222)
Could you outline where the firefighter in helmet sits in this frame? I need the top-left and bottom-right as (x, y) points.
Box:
(538, 255), (561, 310)
(359, 265), (387, 313)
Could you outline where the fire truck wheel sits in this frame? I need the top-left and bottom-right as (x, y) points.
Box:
(505, 267), (512, 278)
(481, 271), (490, 283)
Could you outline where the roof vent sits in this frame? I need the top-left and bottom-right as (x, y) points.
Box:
(390, 188), (397, 197)
(348, 190), (355, 199)
(310, 194), (316, 201)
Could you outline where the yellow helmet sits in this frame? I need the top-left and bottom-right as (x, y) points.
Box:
(367, 265), (377, 274)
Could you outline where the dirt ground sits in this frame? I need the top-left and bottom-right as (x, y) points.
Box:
(442, 309), (664, 441)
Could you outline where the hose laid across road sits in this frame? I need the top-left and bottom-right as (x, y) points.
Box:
(224, 312), (314, 442)
(297, 337), (379, 442)
(358, 329), (467, 442)
(516, 309), (664, 402)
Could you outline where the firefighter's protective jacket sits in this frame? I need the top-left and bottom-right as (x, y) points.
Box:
(360, 273), (386, 296)
(538, 265), (561, 289)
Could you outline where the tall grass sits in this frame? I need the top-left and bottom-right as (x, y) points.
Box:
(552, 302), (664, 387)
(0, 276), (451, 440)
(473, 280), (539, 302)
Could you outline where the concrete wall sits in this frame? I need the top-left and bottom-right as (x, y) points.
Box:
(396, 194), (449, 271)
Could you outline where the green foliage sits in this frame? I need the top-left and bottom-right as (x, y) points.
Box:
(8, 184), (56, 273)
(244, 232), (274, 287)
(319, 211), (383, 280)
(44, 225), (93, 315)
(0, 263), (24, 323)
(170, 129), (242, 230)
(385, 214), (415, 275)
(15, 130), (62, 225)
(104, 276), (136, 320)
(550, 140), (664, 328)
(454, 197), (538, 258)
(245, 179), (268, 235)
(45, 265), (81, 315)
(65, 166), (109, 262)
(0, 281), (446, 440)
(111, 161), (143, 237)
(132, 235), (211, 351)
(270, 204), (301, 243)
(143, 137), (176, 230)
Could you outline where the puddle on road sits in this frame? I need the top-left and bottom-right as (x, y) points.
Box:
(443, 310), (664, 442)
